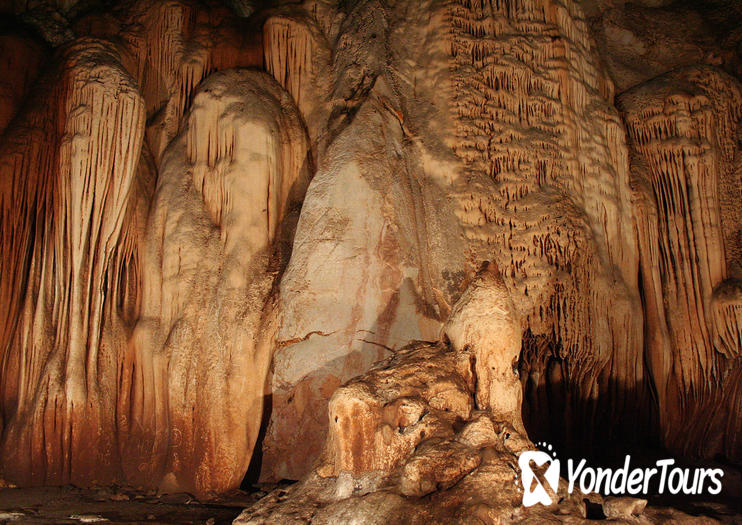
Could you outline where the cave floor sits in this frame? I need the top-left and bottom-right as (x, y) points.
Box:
(0, 485), (272, 524)
(0, 482), (740, 524)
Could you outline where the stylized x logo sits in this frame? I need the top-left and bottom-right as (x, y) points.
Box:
(519, 451), (560, 507)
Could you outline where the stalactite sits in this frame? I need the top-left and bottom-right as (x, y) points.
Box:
(0, 38), (145, 486)
(621, 66), (742, 461)
(262, 10), (332, 153)
(1, 0), (739, 510)
(118, 0), (263, 162)
(264, 16), (315, 123)
(448, 0), (646, 449)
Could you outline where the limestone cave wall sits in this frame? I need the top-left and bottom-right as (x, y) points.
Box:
(0, 0), (740, 508)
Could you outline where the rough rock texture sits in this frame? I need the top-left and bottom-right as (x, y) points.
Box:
(311, 264), (522, 484)
(586, 3), (738, 93)
(237, 264), (668, 522)
(0, 34), (309, 495)
(236, 265), (588, 523)
(0, 0), (294, 497)
(446, 0), (647, 456)
(261, 0), (647, 481)
(115, 0), (263, 162)
(442, 263), (524, 433)
(260, 0), (468, 480)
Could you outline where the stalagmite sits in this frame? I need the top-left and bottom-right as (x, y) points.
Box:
(120, 68), (311, 496)
(0, 0), (740, 520)
(0, 50), (310, 494)
(236, 264), (584, 523)
(443, 262), (525, 434)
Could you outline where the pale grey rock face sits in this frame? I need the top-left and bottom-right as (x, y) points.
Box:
(260, 0), (469, 480)
(236, 265), (582, 523)
(260, 0), (647, 482)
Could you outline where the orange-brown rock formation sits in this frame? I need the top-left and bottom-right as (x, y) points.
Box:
(260, 0), (648, 481)
(118, 68), (311, 496)
(0, 34), (308, 496)
(622, 66), (742, 462)
(0, 0), (740, 518)
(0, 38), (146, 487)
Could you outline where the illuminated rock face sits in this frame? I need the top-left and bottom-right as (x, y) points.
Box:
(235, 265), (581, 523)
(621, 66), (742, 461)
(120, 68), (311, 496)
(260, 0), (646, 480)
(446, 0), (646, 455)
(0, 39), (146, 487)
(442, 263), (524, 434)
(0, 33), (308, 496)
(117, 0), (263, 161)
(259, 2), (468, 480)
(0, 0), (741, 508)
(314, 263), (523, 484)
